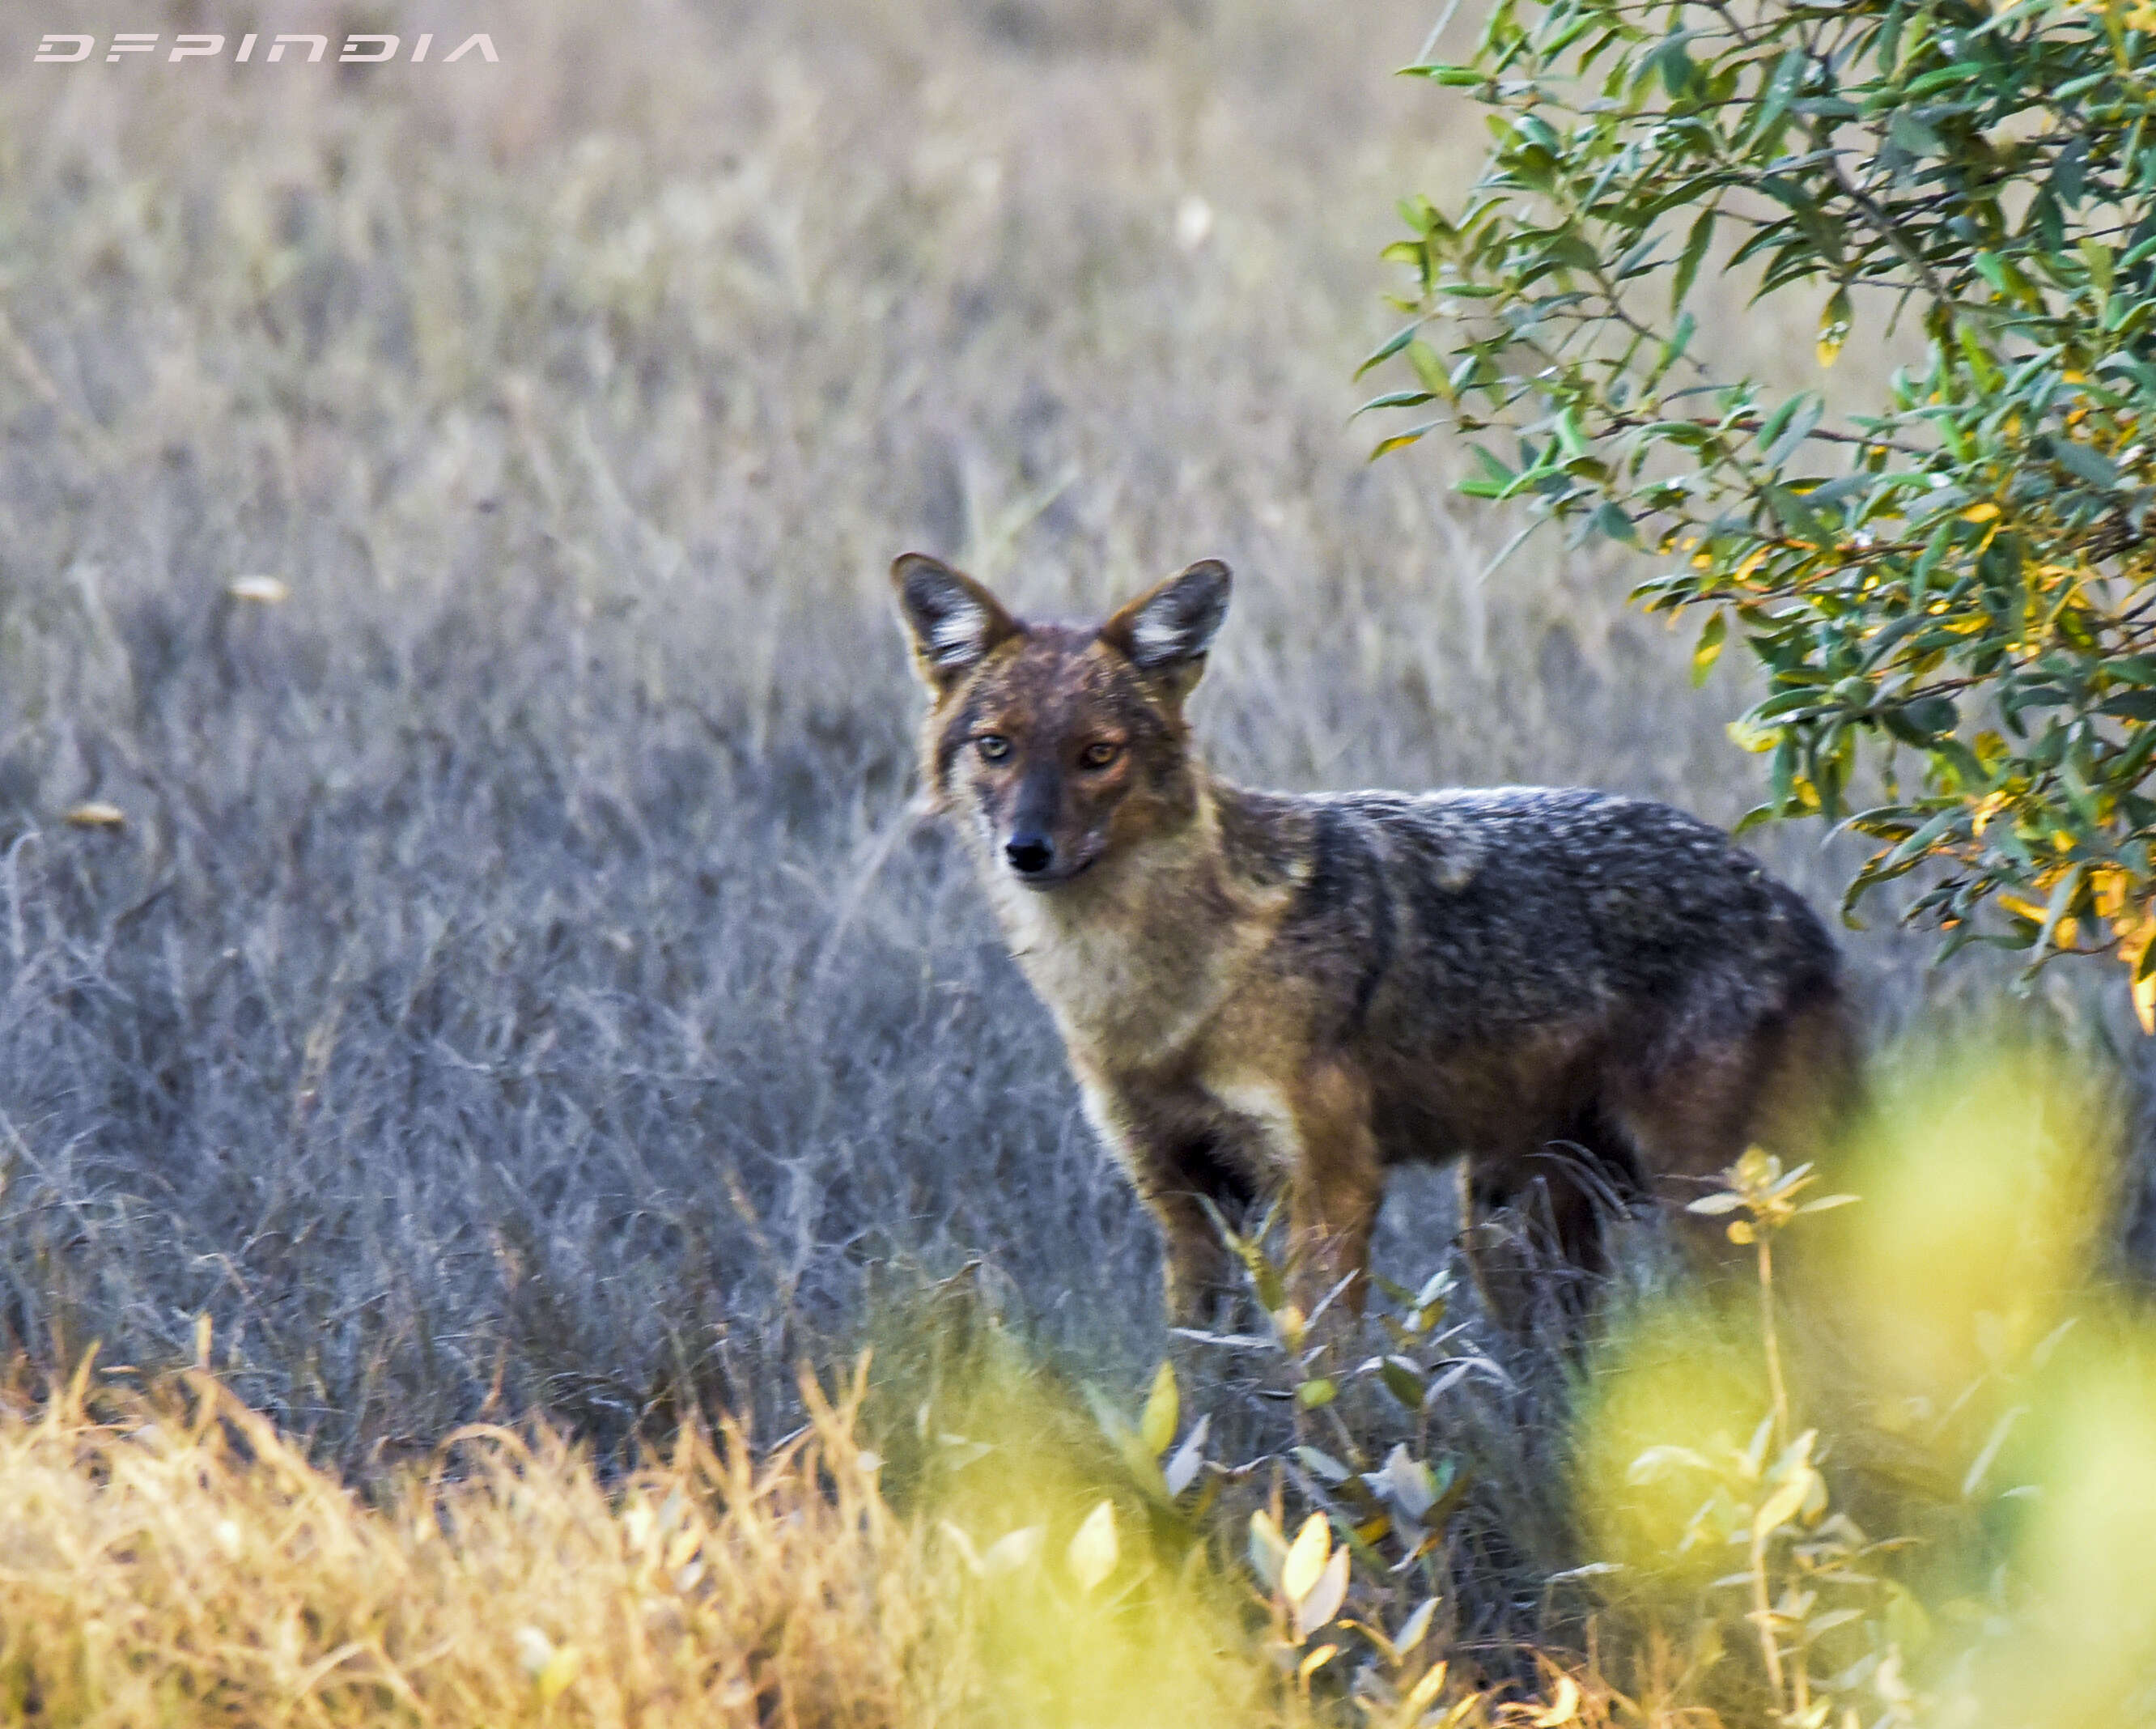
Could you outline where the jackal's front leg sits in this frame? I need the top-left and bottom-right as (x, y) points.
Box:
(1273, 1063), (1384, 1324)
(1076, 1073), (1246, 1327)
(1138, 1181), (1241, 1328)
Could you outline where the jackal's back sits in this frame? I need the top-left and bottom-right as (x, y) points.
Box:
(1247, 784), (1840, 1058)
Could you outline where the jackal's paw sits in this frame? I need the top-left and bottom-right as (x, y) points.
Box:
(1162, 1281), (1250, 1338)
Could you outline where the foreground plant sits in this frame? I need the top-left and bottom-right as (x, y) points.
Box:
(1577, 1045), (2156, 1727)
(1370, 0), (2156, 1005)
(1640, 1153), (1910, 1726)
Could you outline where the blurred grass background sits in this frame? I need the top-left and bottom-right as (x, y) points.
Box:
(0, 0), (2146, 1491)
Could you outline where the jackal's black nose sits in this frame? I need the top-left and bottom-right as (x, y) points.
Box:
(1005, 834), (1055, 876)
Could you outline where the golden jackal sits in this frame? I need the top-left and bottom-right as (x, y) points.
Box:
(892, 554), (1853, 1328)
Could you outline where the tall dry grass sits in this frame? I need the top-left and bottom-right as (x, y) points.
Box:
(0, 1350), (1369, 1728)
(0, 1357), (953, 1725)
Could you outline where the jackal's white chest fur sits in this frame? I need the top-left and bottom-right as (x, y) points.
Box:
(983, 837), (1286, 1073)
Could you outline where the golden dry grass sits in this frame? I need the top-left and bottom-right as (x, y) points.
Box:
(0, 1350), (1357, 1729)
(0, 1357), (961, 1727)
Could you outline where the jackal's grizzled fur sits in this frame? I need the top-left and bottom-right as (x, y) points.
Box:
(891, 553), (1854, 1328)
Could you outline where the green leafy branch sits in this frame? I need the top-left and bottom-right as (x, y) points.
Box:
(1370, 0), (2156, 1008)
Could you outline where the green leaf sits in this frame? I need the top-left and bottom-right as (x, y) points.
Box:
(1352, 390), (1437, 418)
(1881, 805), (1964, 871)
(1888, 109), (1946, 157)
(1637, 29), (1698, 97)
(1294, 1444), (1352, 1482)
(1817, 284), (1853, 368)
(1762, 484), (1831, 545)
(1395, 64), (1485, 87)
(2049, 438), (2121, 491)
(1747, 47), (1805, 149)
(1591, 500), (1637, 545)
(1355, 321), (1423, 380)
(1763, 393), (1823, 467)
(2037, 861), (2089, 958)
(1672, 208), (1715, 313)
(1653, 310), (1696, 382)
(1899, 695), (1959, 741)
(1405, 339), (1451, 394)
(1691, 610), (1728, 686)
(2080, 239), (2115, 296)
(1371, 422), (1442, 460)
(1380, 1357), (1427, 1408)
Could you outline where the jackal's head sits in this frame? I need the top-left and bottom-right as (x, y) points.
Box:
(890, 554), (1230, 890)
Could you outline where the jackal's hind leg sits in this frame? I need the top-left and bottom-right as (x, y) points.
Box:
(1458, 1145), (1631, 1334)
(1617, 996), (1857, 1278)
(1287, 1166), (1382, 1325)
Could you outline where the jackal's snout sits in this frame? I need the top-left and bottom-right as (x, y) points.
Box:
(1004, 834), (1054, 874)
(1003, 765), (1064, 880)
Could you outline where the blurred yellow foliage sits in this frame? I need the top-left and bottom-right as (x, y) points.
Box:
(1567, 1040), (2156, 1724)
(1985, 1331), (2156, 1723)
(1823, 1046), (2118, 1398)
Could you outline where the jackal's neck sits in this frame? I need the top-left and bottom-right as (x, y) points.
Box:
(984, 771), (1299, 1069)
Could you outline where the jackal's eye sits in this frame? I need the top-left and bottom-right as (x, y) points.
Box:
(1078, 740), (1123, 770)
(975, 733), (1012, 762)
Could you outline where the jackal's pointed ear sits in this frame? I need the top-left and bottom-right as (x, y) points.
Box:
(1098, 560), (1232, 700)
(890, 554), (1021, 693)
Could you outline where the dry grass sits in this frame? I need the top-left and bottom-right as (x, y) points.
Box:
(0, 1358), (951, 1726)
(0, 1352), (1359, 1729)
